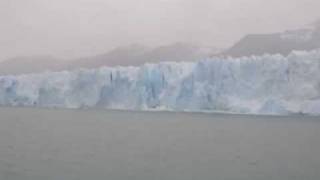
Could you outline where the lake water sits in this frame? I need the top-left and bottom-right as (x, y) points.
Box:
(0, 107), (319, 180)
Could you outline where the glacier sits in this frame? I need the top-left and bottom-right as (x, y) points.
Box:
(0, 50), (320, 115)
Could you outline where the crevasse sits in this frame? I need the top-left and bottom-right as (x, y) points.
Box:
(0, 50), (320, 115)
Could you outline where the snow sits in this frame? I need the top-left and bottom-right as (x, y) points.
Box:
(280, 29), (314, 42)
(0, 50), (320, 115)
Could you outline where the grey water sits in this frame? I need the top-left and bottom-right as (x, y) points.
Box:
(0, 107), (319, 180)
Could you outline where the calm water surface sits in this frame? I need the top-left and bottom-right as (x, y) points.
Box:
(0, 107), (319, 180)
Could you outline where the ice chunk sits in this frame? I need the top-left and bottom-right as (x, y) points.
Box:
(259, 99), (289, 115)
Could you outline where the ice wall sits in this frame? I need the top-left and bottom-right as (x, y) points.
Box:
(0, 50), (320, 115)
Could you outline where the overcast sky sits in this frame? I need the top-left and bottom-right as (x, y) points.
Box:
(1, 0), (320, 61)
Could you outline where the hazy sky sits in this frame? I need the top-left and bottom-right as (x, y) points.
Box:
(1, 0), (320, 61)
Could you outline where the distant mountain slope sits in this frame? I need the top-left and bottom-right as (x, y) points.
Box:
(0, 56), (65, 75)
(0, 43), (218, 75)
(66, 43), (216, 70)
(222, 26), (320, 57)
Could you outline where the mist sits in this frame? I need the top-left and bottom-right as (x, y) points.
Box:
(1, 0), (320, 61)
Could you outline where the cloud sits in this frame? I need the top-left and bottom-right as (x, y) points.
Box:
(1, 0), (320, 60)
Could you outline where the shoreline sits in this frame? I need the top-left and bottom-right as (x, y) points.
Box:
(0, 105), (318, 121)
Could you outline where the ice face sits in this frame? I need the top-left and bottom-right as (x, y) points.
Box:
(0, 50), (320, 115)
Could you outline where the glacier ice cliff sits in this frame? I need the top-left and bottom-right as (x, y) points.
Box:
(0, 50), (320, 115)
